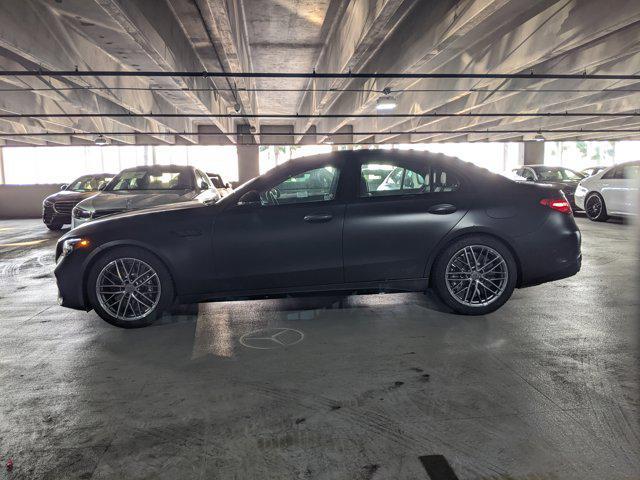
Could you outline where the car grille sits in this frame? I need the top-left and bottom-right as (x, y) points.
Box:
(53, 200), (78, 215)
(92, 209), (125, 219)
(43, 205), (55, 223)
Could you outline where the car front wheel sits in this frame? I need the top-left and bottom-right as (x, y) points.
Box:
(87, 247), (174, 328)
(432, 235), (517, 315)
(585, 192), (609, 222)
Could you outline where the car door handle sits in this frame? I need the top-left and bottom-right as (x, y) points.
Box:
(428, 203), (457, 215)
(303, 213), (333, 223)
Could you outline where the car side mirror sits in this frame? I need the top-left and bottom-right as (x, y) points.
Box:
(237, 190), (261, 206)
(60, 184), (69, 190)
(98, 183), (106, 191)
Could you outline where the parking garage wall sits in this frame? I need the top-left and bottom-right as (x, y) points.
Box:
(0, 184), (60, 219)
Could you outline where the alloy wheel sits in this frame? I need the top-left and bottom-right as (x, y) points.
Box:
(586, 194), (602, 219)
(445, 245), (509, 307)
(96, 258), (161, 321)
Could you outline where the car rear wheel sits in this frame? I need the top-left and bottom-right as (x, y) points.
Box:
(432, 235), (517, 315)
(585, 192), (609, 222)
(87, 247), (174, 328)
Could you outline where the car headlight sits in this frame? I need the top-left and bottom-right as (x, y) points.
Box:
(73, 207), (92, 219)
(61, 238), (91, 257)
(43, 199), (53, 207)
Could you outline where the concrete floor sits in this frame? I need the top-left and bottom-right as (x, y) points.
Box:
(0, 217), (638, 480)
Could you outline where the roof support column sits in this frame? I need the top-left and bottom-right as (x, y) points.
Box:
(237, 145), (259, 183)
(523, 141), (545, 166)
(0, 146), (5, 184)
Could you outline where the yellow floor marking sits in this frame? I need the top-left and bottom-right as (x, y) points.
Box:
(0, 228), (16, 232)
(0, 239), (47, 247)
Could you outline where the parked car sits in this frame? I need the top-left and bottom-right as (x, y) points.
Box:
(42, 173), (115, 230)
(511, 165), (586, 210)
(206, 173), (234, 197)
(55, 151), (581, 328)
(71, 165), (220, 229)
(580, 166), (607, 178)
(575, 160), (639, 221)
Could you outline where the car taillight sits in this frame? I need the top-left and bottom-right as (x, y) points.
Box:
(540, 198), (572, 215)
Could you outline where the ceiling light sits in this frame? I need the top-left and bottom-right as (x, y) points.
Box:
(376, 95), (397, 111)
(94, 134), (109, 146)
(534, 132), (545, 142)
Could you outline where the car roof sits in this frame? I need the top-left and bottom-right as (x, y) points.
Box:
(75, 173), (117, 177)
(119, 164), (194, 172)
(274, 149), (490, 170)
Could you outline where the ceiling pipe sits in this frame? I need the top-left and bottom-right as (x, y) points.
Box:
(2, 70), (640, 81)
(2, 113), (638, 119)
(1, 128), (639, 137)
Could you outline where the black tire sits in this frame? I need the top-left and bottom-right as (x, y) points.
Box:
(46, 223), (63, 231)
(431, 235), (517, 315)
(86, 246), (174, 328)
(584, 192), (609, 222)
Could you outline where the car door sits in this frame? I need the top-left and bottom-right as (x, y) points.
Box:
(619, 163), (640, 215)
(211, 162), (345, 292)
(343, 156), (469, 283)
(600, 166), (625, 213)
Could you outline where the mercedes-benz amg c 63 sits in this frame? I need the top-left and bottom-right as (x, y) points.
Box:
(55, 151), (582, 328)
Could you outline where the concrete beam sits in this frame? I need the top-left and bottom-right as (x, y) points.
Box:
(294, 0), (414, 141)
(0, 0), (196, 143)
(311, 0), (640, 143)
(94, 0), (239, 140)
(260, 125), (294, 145)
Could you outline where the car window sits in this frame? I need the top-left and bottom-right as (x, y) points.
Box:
(260, 166), (340, 206)
(534, 167), (583, 182)
(208, 174), (225, 189)
(521, 169), (535, 181)
(431, 165), (461, 193)
(601, 167), (618, 180)
(360, 163), (428, 197)
(108, 170), (192, 191)
(622, 164), (640, 180)
(195, 170), (212, 190)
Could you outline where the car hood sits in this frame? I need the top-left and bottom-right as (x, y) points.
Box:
(44, 190), (98, 203)
(77, 190), (196, 212)
(62, 200), (210, 240)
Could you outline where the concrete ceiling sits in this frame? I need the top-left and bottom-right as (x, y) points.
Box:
(0, 0), (640, 146)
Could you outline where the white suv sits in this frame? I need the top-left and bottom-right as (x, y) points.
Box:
(575, 161), (639, 221)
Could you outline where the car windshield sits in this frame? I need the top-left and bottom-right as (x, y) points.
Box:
(68, 175), (113, 192)
(107, 169), (192, 191)
(534, 167), (584, 182)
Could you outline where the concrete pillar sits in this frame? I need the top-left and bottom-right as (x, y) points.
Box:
(0, 147), (5, 184)
(523, 141), (545, 165)
(237, 145), (259, 183)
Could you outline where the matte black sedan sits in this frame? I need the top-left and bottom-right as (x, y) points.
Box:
(55, 151), (582, 328)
